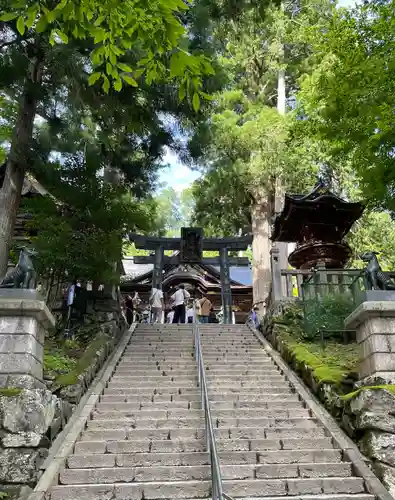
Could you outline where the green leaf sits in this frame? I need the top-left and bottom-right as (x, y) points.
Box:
(46, 10), (57, 22)
(88, 72), (101, 86)
(192, 92), (200, 112)
(26, 10), (37, 29)
(117, 63), (133, 73)
(106, 62), (112, 76)
(200, 91), (213, 101)
(36, 15), (48, 32)
(16, 16), (25, 35)
(178, 84), (186, 102)
(109, 51), (116, 66)
(113, 78), (122, 91)
(57, 30), (69, 43)
(122, 74), (138, 87)
(0, 12), (18, 21)
(93, 29), (106, 44)
(55, 0), (68, 10)
(102, 75), (110, 93)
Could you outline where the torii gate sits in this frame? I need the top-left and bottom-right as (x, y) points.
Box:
(129, 228), (252, 324)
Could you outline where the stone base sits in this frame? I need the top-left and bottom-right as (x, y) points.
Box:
(0, 295), (55, 388)
(345, 301), (395, 381)
(0, 388), (58, 485)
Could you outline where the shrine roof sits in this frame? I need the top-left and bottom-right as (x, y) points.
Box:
(272, 182), (364, 242)
(122, 259), (153, 280)
(121, 259), (252, 287)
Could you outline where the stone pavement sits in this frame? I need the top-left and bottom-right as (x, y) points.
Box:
(48, 324), (376, 500)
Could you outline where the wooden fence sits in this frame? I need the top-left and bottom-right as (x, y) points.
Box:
(269, 247), (364, 306)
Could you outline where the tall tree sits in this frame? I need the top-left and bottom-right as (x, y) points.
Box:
(189, 0), (334, 309)
(294, 0), (395, 213)
(0, 0), (213, 276)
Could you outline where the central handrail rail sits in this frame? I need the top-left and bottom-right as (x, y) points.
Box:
(193, 314), (235, 500)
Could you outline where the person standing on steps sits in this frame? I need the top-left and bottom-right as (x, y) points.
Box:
(198, 294), (212, 324)
(124, 294), (134, 327)
(186, 302), (195, 323)
(132, 292), (141, 323)
(167, 309), (174, 323)
(170, 284), (190, 324)
(149, 285), (164, 324)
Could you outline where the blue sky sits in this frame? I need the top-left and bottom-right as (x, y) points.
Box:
(158, 147), (200, 192)
(158, 0), (358, 192)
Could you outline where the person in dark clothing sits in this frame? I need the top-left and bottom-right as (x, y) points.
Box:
(125, 294), (134, 327)
(208, 307), (218, 323)
(170, 284), (190, 324)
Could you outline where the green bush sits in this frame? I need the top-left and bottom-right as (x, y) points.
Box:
(44, 353), (77, 374)
(303, 293), (355, 340)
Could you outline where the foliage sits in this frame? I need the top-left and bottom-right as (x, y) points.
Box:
(295, 0), (395, 214)
(54, 334), (109, 387)
(25, 151), (156, 283)
(303, 293), (355, 339)
(347, 211), (395, 272)
(0, 0), (213, 99)
(0, 387), (22, 397)
(341, 385), (395, 402)
(273, 304), (359, 386)
(44, 352), (76, 375)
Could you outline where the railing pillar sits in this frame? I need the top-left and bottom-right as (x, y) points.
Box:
(270, 247), (282, 303)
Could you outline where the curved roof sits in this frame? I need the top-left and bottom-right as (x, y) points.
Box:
(272, 182), (364, 242)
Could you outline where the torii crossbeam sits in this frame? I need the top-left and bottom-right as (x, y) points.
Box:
(129, 228), (252, 323)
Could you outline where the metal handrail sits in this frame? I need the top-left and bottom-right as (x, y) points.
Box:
(193, 314), (235, 500)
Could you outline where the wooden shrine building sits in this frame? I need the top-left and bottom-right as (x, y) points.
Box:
(120, 256), (253, 323)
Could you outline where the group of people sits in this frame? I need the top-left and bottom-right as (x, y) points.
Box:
(152, 284), (218, 324)
(123, 286), (261, 327)
(123, 285), (220, 326)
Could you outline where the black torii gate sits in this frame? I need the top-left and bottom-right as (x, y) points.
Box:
(129, 228), (252, 324)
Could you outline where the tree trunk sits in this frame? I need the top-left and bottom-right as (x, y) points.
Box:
(0, 88), (38, 277)
(251, 196), (272, 313)
(275, 32), (288, 274)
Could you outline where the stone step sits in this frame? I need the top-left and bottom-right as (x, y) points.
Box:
(106, 385), (292, 393)
(97, 397), (304, 411)
(60, 462), (353, 484)
(93, 408), (312, 420)
(74, 437), (336, 455)
(67, 449), (342, 469)
(51, 477), (366, 499)
(115, 365), (279, 373)
(80, 426), (326, 442)
(67, 451), (259, 468)
(86, 417), (318, 431)
(110, 374), (286, 381)
(106, 382), (291, 391)
(96, 400), (305, 411)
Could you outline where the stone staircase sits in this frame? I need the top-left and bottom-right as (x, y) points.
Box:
(50, 324), (374, 500)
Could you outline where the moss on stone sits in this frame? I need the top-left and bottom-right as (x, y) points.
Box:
(0, 388), (22, 397)
(54, 335), (110, 388)
(281, 334), (358, 385)
(341, 384), (395, 401)
(273, 304), (359, 387)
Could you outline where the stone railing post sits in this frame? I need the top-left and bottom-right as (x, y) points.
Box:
(0, 291), (55, 389)
(345, 301), (395, 383)
(270, 247), (282, 304)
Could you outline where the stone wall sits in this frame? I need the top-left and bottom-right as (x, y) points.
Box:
(0, 388), (60, 499)
(0, 305), (127, 498)
(263, 313), (395, 496)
